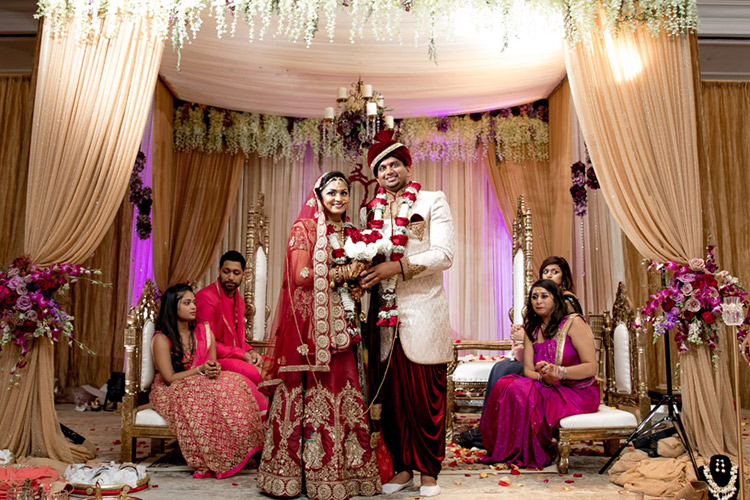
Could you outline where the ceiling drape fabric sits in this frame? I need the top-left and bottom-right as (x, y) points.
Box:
(0, 75), (31, 265)
(200, 150), (513, 342)
(0, 16), (163, 462)
(565, 22), (735, 459)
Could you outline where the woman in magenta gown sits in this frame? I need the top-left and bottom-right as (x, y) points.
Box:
(479, 279), (600, 468)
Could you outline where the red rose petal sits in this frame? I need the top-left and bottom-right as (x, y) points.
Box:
(543, 479), (549, 484)
(465, 474), (471, 477)
(573, 473), (582, 477)
(565, 480), (575, 484)
(152, 485), (158, 488)
(113, 440), (121, 445)
(510, 469), (520, 475)
(498, 480), (511, 487)
(232, 483), (238, 486)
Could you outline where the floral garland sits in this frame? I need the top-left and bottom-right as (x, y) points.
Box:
(36, 1), (699, 59)
(570, 160), (600, 217)
(640, 245), (750, 365)
(129, 151), (152, 240)
(367, 182), (421, 326)
(0, 255), (104, 384)
(326, 221), (363, 343)
(173, 101), (549, 164)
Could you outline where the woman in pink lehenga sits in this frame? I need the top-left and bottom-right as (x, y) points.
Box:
(150, 284), (266, 479)
(257, 172), (381, 500)
(479, 279), (600, 468)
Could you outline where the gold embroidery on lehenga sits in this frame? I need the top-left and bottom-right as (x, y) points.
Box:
(300, 266), (310, 278)
(302, 431), (325, 470)
(344, 431), (366, 469)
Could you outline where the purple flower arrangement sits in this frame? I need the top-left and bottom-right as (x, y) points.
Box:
(0, 255), (104, 383)
(640, 245), (750, 358)
(129, 151), (152, 240)
(570, 161), (600, 217)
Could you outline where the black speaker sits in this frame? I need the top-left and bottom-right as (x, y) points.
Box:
(104, 371), (125, 411)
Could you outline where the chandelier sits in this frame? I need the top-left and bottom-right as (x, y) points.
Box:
(323, 78), (394, 163)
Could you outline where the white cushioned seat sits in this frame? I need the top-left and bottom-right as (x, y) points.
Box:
(452, 359), (499, 383)
(559, 404), (638, 429)
(140, 320), (156, 390)
(134, 408), (168, 427)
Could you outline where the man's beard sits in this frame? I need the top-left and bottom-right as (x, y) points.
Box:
(221, 281), (238, 293)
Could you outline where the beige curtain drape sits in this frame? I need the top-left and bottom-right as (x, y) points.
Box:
(201, 149), (513, 342)
(565, 21), (735, 458)
(24, 17), (163, 265)
(0, 74), (31, 265)
(699, 81), (750, 410)
(55, 197), (133, 389)
(0, 15), (163, 462)
(152, 148), (244, 291)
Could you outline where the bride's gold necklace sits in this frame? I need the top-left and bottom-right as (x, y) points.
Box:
(330, 221), (345, 245)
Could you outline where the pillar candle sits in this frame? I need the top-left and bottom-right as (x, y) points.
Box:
(366, 102), (377, 116)
(363, 84), (373, 98)
(337, 87), (347, 100)
(384, 115), (394, 128)
(324, 107), (334, 120)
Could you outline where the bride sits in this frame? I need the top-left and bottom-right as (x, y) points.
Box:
(257, 171), (381, 500)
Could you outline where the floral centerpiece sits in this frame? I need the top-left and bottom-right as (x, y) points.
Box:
(0, 255), (104, 383)
(640, 245), (750, 365)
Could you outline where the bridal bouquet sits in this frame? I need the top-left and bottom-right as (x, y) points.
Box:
(0, 255), (104, 383)
(640, 245), (750, 364)
(344, 228), (392, 262)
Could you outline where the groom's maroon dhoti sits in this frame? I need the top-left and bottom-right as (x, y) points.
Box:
(382, 340), (447, 477)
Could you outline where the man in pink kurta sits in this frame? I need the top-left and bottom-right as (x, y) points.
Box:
(196, 251), (265, 407)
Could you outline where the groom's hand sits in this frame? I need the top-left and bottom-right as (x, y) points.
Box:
(359, 261), (402, 289)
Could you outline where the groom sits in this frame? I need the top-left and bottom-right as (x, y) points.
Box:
(359, 130), (456, 497)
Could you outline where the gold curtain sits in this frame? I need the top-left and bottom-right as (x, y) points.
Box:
(484, 81), (573, 275)
(699, 81), (750, 409)
(55, 197), (133, 389)
(565, 28), (702, 263)
(152, 145), (244, 291)
(565, 21), (736, 458)
(0, 75), (31, 265)
(24, 17), (163, 265)
(0, 15), (163, 462)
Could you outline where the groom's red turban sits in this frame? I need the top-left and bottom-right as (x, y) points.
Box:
(367, 129), (412, 175)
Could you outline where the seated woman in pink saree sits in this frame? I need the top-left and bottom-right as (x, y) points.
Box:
(479, 279), (600, 468)
(257, 172), (380, 500)
(150, 284), (266, 479)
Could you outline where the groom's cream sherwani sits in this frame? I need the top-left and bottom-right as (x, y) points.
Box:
(362, 188), (456, 364)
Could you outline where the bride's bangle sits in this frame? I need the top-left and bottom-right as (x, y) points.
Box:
(197, 366), (206, 376)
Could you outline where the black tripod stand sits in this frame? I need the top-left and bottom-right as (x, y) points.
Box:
(599, 333), (699, 476)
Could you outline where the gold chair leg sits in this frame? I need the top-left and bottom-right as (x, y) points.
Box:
(557, 437), (571, 474)
(603, 438), (620, 456)
(121, 434), (133, 463)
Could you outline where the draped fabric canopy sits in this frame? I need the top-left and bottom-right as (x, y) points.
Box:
(0, 15), (163, 462)
(565, 19), (736, 459)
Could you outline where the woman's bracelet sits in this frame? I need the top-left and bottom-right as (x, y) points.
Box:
(536, 373), (542, 382)
(197, 366), (206, 376)
(561, 366), (567, 380)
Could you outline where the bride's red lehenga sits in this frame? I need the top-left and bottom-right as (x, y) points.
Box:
(257, 177), (380, 500)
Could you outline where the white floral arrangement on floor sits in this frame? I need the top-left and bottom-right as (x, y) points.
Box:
(0, 449), (13, 466)
(64, 462), (148, 488)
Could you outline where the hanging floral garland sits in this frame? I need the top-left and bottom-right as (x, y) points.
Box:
(129, 151), (152, 240)
(173, 100), (549, 164)
(36, 0), (699, 59)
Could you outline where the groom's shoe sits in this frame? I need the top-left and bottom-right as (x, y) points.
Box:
(381, 479), (414, 494)
(419, 485), (441, 497)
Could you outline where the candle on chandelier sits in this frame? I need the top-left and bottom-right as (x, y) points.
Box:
(376, 95), (384, 108)
(324, 107), (335, 120)
(384, 115), (394, 129)
(366, 102), (377, 117)
(363, 84), (373, 98)
(337, 87), (347, 100)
